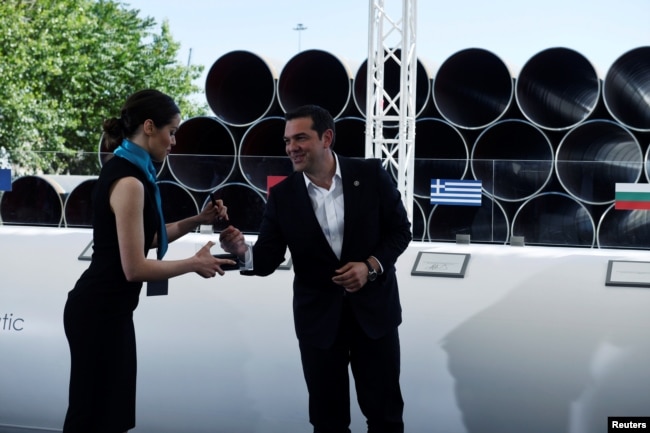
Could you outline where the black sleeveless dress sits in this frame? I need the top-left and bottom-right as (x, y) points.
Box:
(63, 156), (159, 432)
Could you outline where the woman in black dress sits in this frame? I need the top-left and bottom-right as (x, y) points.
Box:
(63, 89), (235, 433)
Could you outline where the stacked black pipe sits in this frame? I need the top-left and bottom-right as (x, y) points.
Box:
(2, 46), (649, 250)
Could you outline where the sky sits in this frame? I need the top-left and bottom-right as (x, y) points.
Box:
(123, 0), (649, 99)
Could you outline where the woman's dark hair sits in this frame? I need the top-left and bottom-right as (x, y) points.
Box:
(102, 89), (180, 151)
(285, 104), (336, 148)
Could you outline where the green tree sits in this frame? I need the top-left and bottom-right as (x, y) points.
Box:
(0, 0), (207, 175)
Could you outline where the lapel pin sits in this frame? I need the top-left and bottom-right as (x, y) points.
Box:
(354, 180), (360, 186)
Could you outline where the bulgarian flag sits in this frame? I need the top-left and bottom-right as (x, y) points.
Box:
(615, 183), (650, 210)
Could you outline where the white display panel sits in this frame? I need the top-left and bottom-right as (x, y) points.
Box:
(1, 226), (649, 433)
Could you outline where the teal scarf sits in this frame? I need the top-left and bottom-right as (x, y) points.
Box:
(114, 139), (168, 259)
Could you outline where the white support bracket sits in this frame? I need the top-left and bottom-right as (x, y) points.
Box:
(365, 0), (417, 223)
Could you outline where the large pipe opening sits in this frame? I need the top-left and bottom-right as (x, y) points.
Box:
(168, 117), (237, 192)
(511, 192), (595, 247)
(277, 50), (354, 119)
(158, 180), (199, 224)
(63, 177), (98, 228)
(603, 46), (650, 132)
(207, 183), (267, 234)
(333, 117), (366, 158)
(0, 175), (78, 226)
(205, 50), (280, 127)
(411, 118), (468, 199)
(597, 205), (650, 249)
(555, 120), (642, 205)
(238, 117), (293, 194)
(427, 195), (509, 244)
(515, 47), (601, 131)
(433, 48), (513, 129)
(471, 120), (554, 202)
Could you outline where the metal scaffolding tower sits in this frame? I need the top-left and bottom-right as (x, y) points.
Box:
(365, 0), (417, 222)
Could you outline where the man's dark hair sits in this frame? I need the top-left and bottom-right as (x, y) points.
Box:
(285, 105), (336, 148)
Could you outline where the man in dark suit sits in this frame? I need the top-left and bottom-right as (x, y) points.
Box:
(220, 104), (411, 433)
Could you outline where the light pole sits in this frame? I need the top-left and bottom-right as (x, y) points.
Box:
(293, 23), (307, 52)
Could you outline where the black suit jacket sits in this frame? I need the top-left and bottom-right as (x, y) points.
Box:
(248, 155), (412, 349)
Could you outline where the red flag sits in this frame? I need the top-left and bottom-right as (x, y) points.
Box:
(267, 176), (287, 198)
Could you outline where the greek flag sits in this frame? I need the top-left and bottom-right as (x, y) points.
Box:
(431, 179), (482, 206)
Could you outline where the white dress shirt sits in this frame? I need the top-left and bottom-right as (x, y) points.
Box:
(304, 154), (344, 259)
